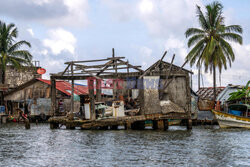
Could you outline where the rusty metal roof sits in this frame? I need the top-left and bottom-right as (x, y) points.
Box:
(37, 79), (89, 96)
(196, 87), (225, 100)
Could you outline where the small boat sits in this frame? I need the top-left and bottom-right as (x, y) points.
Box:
(213, 104), (250, 129)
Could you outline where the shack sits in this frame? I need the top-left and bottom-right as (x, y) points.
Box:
(196, 87), (225, 121)
(49, 50), (193, 130)
(4, 78), (90, 121)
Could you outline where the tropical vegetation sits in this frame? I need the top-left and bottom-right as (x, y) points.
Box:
(185, 1), (243, 100)
(0, 20), (32, 104)
(228, 80), (250, 101)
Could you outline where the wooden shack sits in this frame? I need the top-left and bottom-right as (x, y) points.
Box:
(4, 78), (89, 119)
(49, 50), (193, 130)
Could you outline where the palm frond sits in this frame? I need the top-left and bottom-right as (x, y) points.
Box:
(185, 28), (205, 38)
(224, 25), (243, 34)
(196, 5), (210, 30)
(221, 32), (242, 44)
(10, 50), (32, 62)
(187, 34), (205, 47)
(8, 40), (31, 53)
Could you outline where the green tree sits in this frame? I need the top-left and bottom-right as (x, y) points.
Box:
(228, 80), (250, 102)
(185, 1), (243, 101)
(0, 21), (32, 104)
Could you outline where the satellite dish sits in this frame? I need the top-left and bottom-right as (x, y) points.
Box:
(37, 68), (46, 75)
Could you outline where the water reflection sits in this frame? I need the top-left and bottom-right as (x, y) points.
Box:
(0, 124), (249, 166)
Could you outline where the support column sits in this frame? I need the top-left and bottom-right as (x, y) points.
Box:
(157, 120), (165, 130)
(113, 79), (117, 100)
(71, 63), (74, 113)
(125, 121), (132, 130)
(96, 79), (102, 102)
(66, 123), (75, 129)
(187, 119), (192, 130)
(153, 120), (168, 130)
(50, 123), (59, 129)
(51, 77), (57, 116)
(88, 78), (95, 120)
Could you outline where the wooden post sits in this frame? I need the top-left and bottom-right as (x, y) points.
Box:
(125, 121), (132, 130)
(50, 123), (59, 129)
(164, 120), (169, 130)
(25, 119), (30, 129)
(157, 120), (165, 130)
(187, 119), (192, 130)
(127, 60), (130, 97)
(186, 74), (192, 130)
(51, 77), (57, 116)
(96, 79), (102, 102)
(71, 63), (74, 113)
(153, 120), (167, 130)
(88, 78), (95, 120)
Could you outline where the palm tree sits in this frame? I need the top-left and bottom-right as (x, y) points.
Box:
(185, 1), (243, 101)
(0, 21), (32, 104)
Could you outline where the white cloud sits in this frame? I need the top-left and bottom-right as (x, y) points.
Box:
(102, 0), (136, 21)
(137, 0), (202, 38)
(43, 28), (77, 55)
(139, 0), (154, 14)
(26, 28), (34, 36)
(0, 0), (89, 28)
(42, 0), (90, 27)
(59, 0), (89, 27)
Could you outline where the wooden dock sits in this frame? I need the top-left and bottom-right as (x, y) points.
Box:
(49, 113), (192, 130)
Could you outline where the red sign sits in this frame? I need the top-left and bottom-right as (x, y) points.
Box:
(37, 68), (46, 75)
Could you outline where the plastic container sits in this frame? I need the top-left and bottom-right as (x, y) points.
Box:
(229, 110), (242, 116)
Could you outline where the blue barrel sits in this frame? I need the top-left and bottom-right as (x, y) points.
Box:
(0, 106), (5, 114)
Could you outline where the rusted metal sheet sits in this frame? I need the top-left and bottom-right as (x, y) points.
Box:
(197, 87), (225, 100)
(198, 98), (215, 111)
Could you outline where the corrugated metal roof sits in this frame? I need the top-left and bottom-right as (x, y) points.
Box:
(196, 87), (225, 100)
(37, 79), (89, 96)
(216, 84), (246, 104)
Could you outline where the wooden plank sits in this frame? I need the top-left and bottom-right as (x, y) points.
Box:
(118, 59), (143, 72)
(71, 63), (74, 113)
(139, 51), (167, 79)
(83, 66), (142, 73)
(96, 79), (102, 102)
(81, 69), (102, 80)
(162, 59), (189, 90)
(160, 54), (175, 99)
(88, 79), (96, 120)
(64, 57), (125, 64)
(61, 64), (70, 76)
(50, 77), (57, 116)
(96, 60), (114, 76)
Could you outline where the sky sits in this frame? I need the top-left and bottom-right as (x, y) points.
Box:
(0, 0), (249, 90)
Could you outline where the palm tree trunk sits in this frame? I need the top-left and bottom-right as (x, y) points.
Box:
(213, 64), (216, 101)
(198, 67), (200, 90)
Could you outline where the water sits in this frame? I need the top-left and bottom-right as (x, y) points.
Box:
(0, 124), (249, 167)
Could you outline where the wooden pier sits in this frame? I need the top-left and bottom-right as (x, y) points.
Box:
(49, 113), (192, 130)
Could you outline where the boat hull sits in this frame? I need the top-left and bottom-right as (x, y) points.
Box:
(212, 110), (250, 129)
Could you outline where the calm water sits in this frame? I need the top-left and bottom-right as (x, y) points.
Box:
(0, 124), (249, 167)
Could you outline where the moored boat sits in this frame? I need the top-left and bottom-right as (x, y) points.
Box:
(213, 104), (250, 129)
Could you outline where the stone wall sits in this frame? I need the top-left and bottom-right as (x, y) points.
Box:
(5, 66), (41, 88)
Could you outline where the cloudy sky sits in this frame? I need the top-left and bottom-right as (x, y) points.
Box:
(0, 0), (249, 90)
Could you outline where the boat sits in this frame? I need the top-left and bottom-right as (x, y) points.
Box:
(212, 104), (250, 129)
